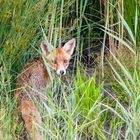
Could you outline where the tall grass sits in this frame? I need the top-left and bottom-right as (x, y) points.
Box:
(99, 0), (140, 139)
(0, 0), (140, 140)
(34, 69), (103, 139)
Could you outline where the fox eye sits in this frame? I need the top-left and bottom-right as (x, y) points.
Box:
(52, 60), (57, 64)
(64, 59), (68, 63)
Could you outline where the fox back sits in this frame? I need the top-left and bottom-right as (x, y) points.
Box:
(15, 57), (49, 102)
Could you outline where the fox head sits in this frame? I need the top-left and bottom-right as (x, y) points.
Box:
(40, 38), (76, 75)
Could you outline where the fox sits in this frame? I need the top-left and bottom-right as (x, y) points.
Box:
(15, 38), (76, 140)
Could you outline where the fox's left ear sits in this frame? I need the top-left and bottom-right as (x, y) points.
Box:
(40, 41), (50, 56)
(63, 38), (76, 55)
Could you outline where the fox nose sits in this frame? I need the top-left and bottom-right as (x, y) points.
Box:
(57, 69), (66, 75)
(60, 70), (65, 75)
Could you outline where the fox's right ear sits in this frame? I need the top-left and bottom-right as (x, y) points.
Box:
(63, 38), (76, 55)
(40, 41), (50, 56)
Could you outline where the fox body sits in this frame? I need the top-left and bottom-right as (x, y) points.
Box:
(15, 38), (76, 140)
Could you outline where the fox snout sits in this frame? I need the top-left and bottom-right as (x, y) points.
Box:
(57, 69), (66, 75)
(55, 60), (68, 75)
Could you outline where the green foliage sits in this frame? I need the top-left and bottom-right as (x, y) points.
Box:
(124, 0), (140, 44)
(74, 68), (102, 120)
(0, 0), (140, 139)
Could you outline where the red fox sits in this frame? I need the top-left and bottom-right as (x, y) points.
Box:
(15, 38), (76, 140)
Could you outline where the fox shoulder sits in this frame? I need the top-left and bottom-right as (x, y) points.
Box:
(16, 56), (49, 89)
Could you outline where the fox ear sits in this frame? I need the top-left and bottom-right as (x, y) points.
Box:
(40, 41), (49, 56)
(63, 38), (76, 55)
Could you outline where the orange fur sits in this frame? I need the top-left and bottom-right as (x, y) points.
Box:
(20, 100), (43, 140)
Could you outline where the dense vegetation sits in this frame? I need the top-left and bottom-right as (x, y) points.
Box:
(0, 0), (140, 139)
